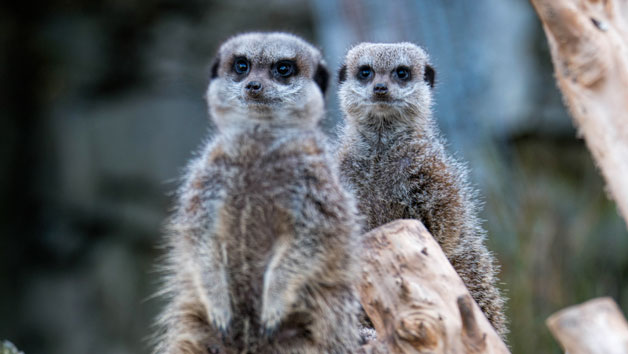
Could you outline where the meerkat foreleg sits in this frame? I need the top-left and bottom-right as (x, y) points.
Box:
(260, 236), (323, 334)
(192, 237), (232, 334)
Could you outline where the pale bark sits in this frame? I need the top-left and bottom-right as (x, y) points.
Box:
(357, 220), (509, 354)
(530, 0), (628, 226)
(1, 341), (24, 354)
(546, 297), (628, 354)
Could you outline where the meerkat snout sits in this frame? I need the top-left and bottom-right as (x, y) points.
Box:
(245, 80), (263, 97)
(373, 82), (388, 95)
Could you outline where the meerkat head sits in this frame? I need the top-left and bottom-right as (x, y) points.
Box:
(338, 42), (435, 125)
(206, 32), (329, 132)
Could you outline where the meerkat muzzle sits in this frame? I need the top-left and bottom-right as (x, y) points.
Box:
(373, 83), (388, 95)
(245, 81), (263, 97)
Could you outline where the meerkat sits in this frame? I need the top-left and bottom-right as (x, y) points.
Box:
(336, 42), (508, 338)
(154, 32), (361, 354)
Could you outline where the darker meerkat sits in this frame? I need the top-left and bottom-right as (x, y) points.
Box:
(154, 33), (361, 354)
(336, 42), (507, 338)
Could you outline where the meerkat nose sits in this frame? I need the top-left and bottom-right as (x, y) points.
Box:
(245, 81), (263, 96)
(373, 83), (388, 95)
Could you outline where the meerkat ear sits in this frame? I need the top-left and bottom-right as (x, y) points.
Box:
(210, 55), (220, 80)
(338, 64), (347, 84)
(314, 62), (330, 96)
(424, 64), (435, 88)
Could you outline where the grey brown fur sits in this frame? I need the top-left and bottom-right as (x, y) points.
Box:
(336, 42), (508, 338)
(154, 33), (361, 354)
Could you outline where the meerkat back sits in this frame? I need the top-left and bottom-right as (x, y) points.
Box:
(154, 33), (361, 354)
(336, 42), (508, 338)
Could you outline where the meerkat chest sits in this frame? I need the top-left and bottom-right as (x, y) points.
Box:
(344, 145), (413, 225)
(363, 143), (413, 187)
(217, 141), (319, 259)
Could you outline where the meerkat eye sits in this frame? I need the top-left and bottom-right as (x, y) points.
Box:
(274, 60), (296, 77)
(233, 58), (250, 75)
(357, 66), (373, 80)
(395, 66), (411, 81)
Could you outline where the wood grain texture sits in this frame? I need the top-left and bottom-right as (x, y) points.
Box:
(530, 0), (628, 226)
(546, 297), (628, 354)
(357, 220), (509, 354)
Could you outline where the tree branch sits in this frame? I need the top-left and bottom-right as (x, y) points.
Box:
(530, 0), (628, 226)
(357, 220), (509, 353)
(546, 297), (628, 354)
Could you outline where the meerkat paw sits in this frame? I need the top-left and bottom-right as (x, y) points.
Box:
(207, 295), (232, 335)
(260, 295), (287, 336)
(208, 306), (231, 335)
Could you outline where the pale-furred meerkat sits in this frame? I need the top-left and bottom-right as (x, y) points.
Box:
(154, 32), (361, 354)
(336, 42), (508, 338)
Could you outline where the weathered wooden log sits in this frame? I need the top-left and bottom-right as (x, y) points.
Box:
(546, 297), (628, 354)
(357, 220), (509, 353)
(1, 340), (24, 354)
(530, 0), (628, 226)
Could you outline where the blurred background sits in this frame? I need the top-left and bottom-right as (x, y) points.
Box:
(1, 0), (627, 353)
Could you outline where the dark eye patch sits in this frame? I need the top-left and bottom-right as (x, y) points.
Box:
(276, 61), (294, 77)
(273, 60), (298, 79)
(233, 57), (250, 75)
(357, 65), (373, 81)
(394, 66), (411, 81)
